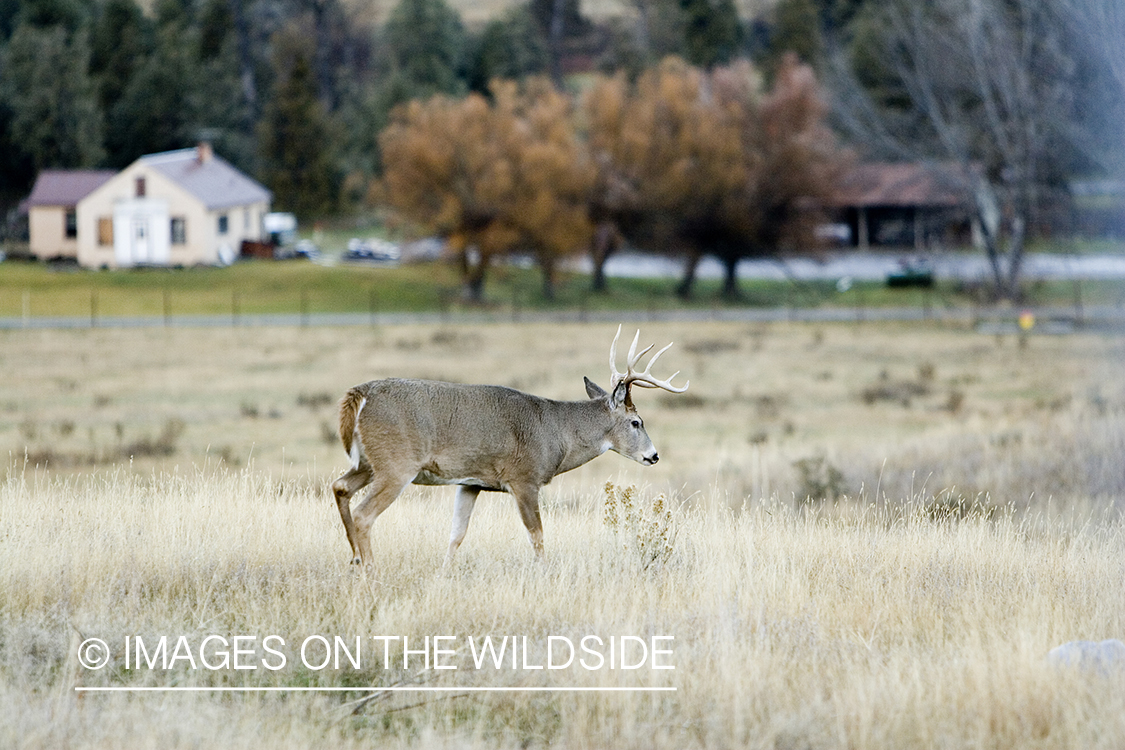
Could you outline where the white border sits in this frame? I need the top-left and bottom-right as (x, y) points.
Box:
(76, 686), (676, 693)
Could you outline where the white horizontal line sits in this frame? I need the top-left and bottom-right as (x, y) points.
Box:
(75, 686), (676, 693)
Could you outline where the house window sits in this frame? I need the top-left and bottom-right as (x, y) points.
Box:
(98, 217), (113, 246)
(171, 217), (186, 245)
(243, 208), (250, 230)
(218, 214), (229, 234)
(65, 210), (77, 239)
(135, 177), (146, 197)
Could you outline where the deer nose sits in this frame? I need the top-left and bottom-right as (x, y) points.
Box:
(644, 452), (659, 466)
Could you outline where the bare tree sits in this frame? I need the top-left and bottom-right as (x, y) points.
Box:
(1060, 0), (1125, 88)
(828, 0), (1078, 299)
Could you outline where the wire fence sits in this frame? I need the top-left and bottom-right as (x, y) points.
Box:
(1, 283), (1120, 331)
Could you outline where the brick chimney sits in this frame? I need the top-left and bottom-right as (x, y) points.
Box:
(196, 142), (213, 164)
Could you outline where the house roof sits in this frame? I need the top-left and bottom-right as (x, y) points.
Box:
(139, 147), (271, 211)
(24, 170), (116, 208)
(827, 162), (972, 208)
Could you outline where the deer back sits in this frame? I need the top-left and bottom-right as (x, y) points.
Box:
(345, 378), (613, 490)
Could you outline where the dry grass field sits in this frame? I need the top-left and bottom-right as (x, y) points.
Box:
(2, 319), (1124, 748)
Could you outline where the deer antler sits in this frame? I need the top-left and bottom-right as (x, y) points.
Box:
(609, 325), (689, 397)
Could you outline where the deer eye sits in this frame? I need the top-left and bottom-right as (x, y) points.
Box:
(630, 418), (642, 429)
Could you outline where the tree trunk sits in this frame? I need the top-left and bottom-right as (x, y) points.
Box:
(541, 257), (557, 301)
(590, 222), (619, 293)
(977, 193), (1029, 301)
(721, 256), (740, 299)
(676, 251), (702, 299)
(1004, 213), (1027, 300)
(548, 0), (566, 86)
(311, 0), (334, 107)
(460, 246), (487, 303)
(227, 0), (257, 114)
(463, 270), (486, 303)
(972, 174), (1011, 300)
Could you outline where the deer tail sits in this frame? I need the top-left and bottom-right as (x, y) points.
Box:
(338, 386), (368, 466)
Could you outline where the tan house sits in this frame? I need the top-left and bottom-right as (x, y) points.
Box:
(24, 170), (116, 261)
(22, 144), (271, 269)
(74, 144), (271, 268)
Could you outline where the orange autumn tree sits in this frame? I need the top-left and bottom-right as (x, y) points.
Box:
(493, 78), (594, 299)
(584, 58), (746, 293)
(585, 55), (848, 298)
(379, 79), (592, 301)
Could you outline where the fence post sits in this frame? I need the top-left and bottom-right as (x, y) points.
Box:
(232, 289), (240, 326)
(1073, 278), (1083, 327)
(369, 286), (378, 326)
(90, 288), (98, 328)
(300, 287), (309, 327)
(22, 289), (29, 328)
(163, 288), (171, 327)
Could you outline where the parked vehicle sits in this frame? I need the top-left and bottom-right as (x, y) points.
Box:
(887, 258), (935, 288)
(342, 238), (401, 264)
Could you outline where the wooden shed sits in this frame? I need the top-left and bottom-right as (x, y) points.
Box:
(825, 162), (978, 250)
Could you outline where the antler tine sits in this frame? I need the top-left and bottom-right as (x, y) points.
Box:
(629, 367), (689, 392)
(609, 324), (624, 385)
(626, 329), (654, 371)
(642, 341), (674, 373)
(607, 326), (690, 394)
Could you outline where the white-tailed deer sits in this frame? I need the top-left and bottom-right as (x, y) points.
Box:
(330, 326), (688, 568)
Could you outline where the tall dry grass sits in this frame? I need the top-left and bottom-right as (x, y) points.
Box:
(2, 320), (1124, 747)
(1, 468), (1124, 748)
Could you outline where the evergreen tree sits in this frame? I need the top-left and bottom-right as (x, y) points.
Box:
(11, 0), (93, 34)
(0, 97), (35, 201)
(0, 0), (22, 41)
(765, 0), (824, 73)
(258, 26), (337, 219)
(469, 5), (550, 91)
(105, 17), (197, 165)
(679, 0), (741, 68)
(189, 0), (256, 173)
(384, 0), (467, 97)
(0, 22), (103, 170)
(197, 0), (232, 60)
(90, 0), (154, 166)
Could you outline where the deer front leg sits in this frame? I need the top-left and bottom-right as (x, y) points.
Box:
(511, 484), (545, 560)
(444, 485), (481, 568)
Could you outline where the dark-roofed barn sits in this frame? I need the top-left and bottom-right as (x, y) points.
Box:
(825, 162), (979, 250)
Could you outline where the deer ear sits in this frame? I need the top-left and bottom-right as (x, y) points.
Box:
(584, 377), (608, 400)
(610, 380), (629, 409)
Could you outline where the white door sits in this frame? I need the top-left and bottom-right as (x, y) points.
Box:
(131, 218), (150, 264)
(114, 197), (170, 267)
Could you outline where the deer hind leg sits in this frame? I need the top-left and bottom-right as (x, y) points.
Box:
(511, 484), (545, 560)
(331, 460), (373, 564)
(443, 485), (481, 568)
(350, 472), (413, 568)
